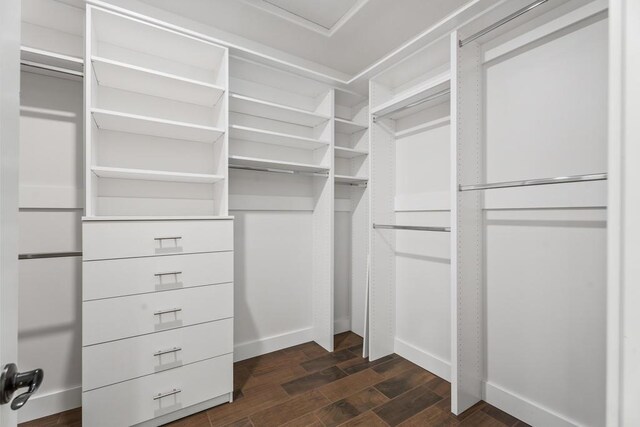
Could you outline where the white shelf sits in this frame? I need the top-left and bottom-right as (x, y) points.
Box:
(372, 71), (451, 121)
(335, 175), (368, 184)
(229, 155), (330, 173)
(82, 216), (234, 221)
(91, 109), (225, 143)
(230, 93), (330, 127)
(335, 118), (368, 134)
(229, 125), (328, 150)
(334, 146), (368, 159)
(92, 166), (224, 184)
(92, 56), (225, 107)
(20, 46), (84, 76)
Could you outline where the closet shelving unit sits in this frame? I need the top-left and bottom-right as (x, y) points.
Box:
(333, 89), (369, 337)
(86, 5), (229, 217)
(368, 33), (452, 385)
(228, 56), (335, 351)
(451, 0), (608, 423)
(82, 4), (234, 426)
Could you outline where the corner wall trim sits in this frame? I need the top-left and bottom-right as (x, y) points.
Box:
(233, 327), (313, 362)
(18, 386), (81, 423)
(394, 338), (451, 382)
(483, 382), (580, 427)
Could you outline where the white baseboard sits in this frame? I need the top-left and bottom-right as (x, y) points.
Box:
(483, 382), (580, 427)
(18, 386), (81, 423)
(334, 317), (351, 334)
(394, 338), (451, 381)
(234, 327), (313, 362)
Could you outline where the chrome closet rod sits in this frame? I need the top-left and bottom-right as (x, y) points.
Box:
(229, 165), (329, 178)
(19, 251), (82, 260)
(459, 0), (549, 47)
(373, 224), (451, 233)
(459, 172), (607, 192)
(20, 60), (84, 77)
(372, 88), (450, 122)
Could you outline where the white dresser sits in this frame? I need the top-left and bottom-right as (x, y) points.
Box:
(82, 2), (232, 424)
(82, 218), (234, 426)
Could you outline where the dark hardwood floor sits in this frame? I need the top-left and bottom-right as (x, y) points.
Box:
(20, 332), (528, 427)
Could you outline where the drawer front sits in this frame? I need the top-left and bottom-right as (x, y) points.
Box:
(83, 251), (233, 301)
(83, 283), (233, 345)
(83, 354), (232, 427)
(83, 318), (233, 391)
(82, 219), (233, 260)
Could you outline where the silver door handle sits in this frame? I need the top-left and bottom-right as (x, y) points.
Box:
(153, 347), (182, 357)
(154, 237), (182, 241)
(153, 388), (181, 400)
(153, 308), (182, 316)
(154, 271), (182, 277)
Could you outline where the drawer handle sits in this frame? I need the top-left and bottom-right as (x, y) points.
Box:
(154, 237), (182, 241)
(154, 271), (182, 277)
(153, 388), (182, 400)
(154, 347), (182, 357)
(154, 308), (182, 316)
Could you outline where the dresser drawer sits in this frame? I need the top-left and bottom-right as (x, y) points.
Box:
(83, 251), (233, 301)
(82, 219), (233, 261)
(83, 283), (233, 345)
(83, 318), (232, 391)
(83, 354), (233, 427)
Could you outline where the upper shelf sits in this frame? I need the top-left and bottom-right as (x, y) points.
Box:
(335, 118), (368, 134)
(229, 125), (328, 150)
(92, 166), (224, 184)
(20, 46), (84, 76)
(229, 155), (330, 173)
(335, 175), (368, 184)
(230, 93), (330, 127)
(91, 109), (225, 143)
(334, 146), (368, 159)
(91, 56), (225, 107)
(372, 71), (450, 121)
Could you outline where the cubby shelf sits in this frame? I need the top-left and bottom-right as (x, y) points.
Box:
(335, 118), (368, 134)
(91, 166), (224, 183)
(91, 56), (225, 107)
(230, 93), (330, 127)
(334, 146), (369, 159)
(229, 124), (328, 150)
(335, 175), (368, 184)
(91, 109), (225, 143)
(229, 155), (329, 173)
(372, 71), (450, 120)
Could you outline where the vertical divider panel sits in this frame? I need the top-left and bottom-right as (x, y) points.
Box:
(312, 89), (335, 351)
(450, 30), (484, 414)
(368, 81), (396, 360)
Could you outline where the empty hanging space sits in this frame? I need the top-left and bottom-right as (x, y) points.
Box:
(452, 0), (608, 423)
(368, 35), (452, 385)
(86, 6), (229, 217)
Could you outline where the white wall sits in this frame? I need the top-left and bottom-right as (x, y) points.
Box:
(18, 71), (83, 422)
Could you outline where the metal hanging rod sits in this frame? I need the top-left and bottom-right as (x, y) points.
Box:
(19, 251), (82, 260)
(336, 182), (367, 188)
(459, 0), (549, 47)
(373, 224), (451, 233)
(373, 88), (451, 122)
(20, 60), (84, 77)
(229, 165), (329, 178)
(459, 172), (607, 192)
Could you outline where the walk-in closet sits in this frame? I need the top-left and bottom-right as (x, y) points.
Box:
(0, 0), (637, 426)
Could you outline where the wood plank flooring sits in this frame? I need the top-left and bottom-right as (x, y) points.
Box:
(19, 332), (528, 427)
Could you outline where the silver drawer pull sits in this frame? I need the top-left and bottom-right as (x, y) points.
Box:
(153, 388), (182, 400)
(154, 236), (182, 241)
(153, 308), (182, 316)
(154, 271), (182, 277)
(154, 347), (182, 357)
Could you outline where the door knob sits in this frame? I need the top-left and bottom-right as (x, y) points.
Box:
(0, 363), (44, 410)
